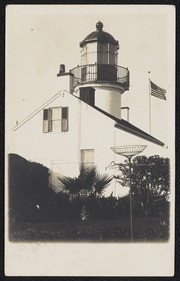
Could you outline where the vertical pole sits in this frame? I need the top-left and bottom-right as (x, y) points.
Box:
(148, 75), (151, 135)
(113, 130), (116, 197)
(127, 108), (129, 122)
(128, 157), (133, 242)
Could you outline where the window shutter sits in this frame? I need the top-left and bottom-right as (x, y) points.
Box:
(62, 107), (68, 119)
(61, 107), (68, 132)
(43, 109), (48, 120)
(43, 109), (49, 133)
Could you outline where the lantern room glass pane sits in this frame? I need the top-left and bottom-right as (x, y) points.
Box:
(81, 46), (87, 56)
(109, 53), (116, 65)
(87, 42), (97, 53)
(81, 54), (87, 66)
(97, 42), (108, 52)
(87, 52), (97, 64)
(97, 53), (108, 64)
(109, 44), (116, 54)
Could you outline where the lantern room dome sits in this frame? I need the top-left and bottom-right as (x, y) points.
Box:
(80, 21), (119, 49)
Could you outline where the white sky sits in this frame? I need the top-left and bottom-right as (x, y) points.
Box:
(6, 5), (175, 146)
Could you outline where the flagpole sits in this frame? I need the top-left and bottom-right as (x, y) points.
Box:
(148, 71), (151, 135)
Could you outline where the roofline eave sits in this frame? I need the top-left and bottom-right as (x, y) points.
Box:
(114, 123), (164, 147)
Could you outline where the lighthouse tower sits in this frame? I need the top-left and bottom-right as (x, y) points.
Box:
(70, 21), (130, 119)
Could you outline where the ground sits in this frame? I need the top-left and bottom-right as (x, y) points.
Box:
(9, 217), (169, 242)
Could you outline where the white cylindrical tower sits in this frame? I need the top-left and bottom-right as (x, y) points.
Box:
(95, 88), (121, 118)
(70, 21), (130, 119)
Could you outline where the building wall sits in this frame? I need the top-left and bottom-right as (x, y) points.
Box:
(12, 92), (81, 181)
(80, 100), (166, 167)
(11, 86), (166, 196)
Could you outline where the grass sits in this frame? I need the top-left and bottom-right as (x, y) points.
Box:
(9, 217), (169, 242)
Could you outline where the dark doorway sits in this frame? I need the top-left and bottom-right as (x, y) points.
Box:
(80, 87), (95, 106)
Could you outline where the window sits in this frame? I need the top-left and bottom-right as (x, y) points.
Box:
(97, 43), (117, 65)
(81, 46), (87, 65)
(81, 149), (94, 167)
(43, 107), (68, 133)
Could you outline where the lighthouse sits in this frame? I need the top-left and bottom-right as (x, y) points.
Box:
(70, 21), (130, 119)
(12, 20), (165, 198)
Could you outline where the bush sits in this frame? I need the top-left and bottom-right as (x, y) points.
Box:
(8, 153), (55, 223)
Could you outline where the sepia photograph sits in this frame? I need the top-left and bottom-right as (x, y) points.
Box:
(5, 4), (175, 276)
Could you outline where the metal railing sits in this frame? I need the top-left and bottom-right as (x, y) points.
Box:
(70, 64), (129, 89)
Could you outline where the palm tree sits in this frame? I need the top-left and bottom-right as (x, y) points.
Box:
(58, 165), (112, 220)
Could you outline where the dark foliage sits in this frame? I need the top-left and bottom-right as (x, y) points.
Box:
(58, 165), (112, 220)
(9, 154), (170, 242)
(8, 154), (55, 223)
(86, 195), (130, 220)
(58, 165), (112, 201)
(117, 155), (170, 219)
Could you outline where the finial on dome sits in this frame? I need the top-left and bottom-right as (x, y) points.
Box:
(96, 21), (103, 31)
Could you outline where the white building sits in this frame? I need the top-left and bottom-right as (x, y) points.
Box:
(12, 21), (166, 196)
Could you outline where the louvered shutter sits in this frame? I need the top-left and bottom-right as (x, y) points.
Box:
(43, 109), (49, 133)
(61, 107), (68, 132)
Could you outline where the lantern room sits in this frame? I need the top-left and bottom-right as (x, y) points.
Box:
(70, 21), (129, 91)
(80, 21), (119, 66)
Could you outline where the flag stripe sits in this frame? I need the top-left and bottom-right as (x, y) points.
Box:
(151, 89), (166, 95)
(152, 88), (166, 93)
(150, 80), (166, 100)
(151, 91), (166, 99)
(151, 93), (166, 100)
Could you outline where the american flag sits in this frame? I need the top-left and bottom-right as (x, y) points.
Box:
(150, 80), (166, 100)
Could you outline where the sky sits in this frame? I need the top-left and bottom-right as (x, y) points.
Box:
(6, 5), (175, 147)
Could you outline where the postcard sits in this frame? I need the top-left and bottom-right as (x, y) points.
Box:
(5, 4), (175, 276)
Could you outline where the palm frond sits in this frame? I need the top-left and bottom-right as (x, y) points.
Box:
(58, 166), (112, 200)
(58, 176), (82, 194)
(94, 173), (112, 196)
(79, 165), (96, 191)
(58, 176), (75, 190)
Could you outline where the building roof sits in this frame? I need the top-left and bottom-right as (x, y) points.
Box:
(13, 90), (65, 131)
(91, 104), (164, 147)
(80, 21), (119, 48)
